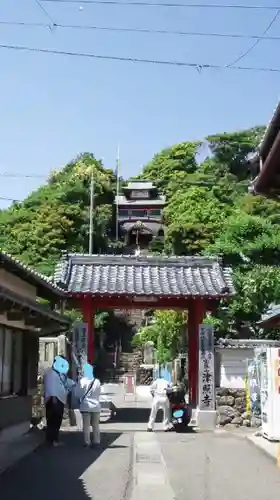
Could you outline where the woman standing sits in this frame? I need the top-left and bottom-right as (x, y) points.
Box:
(76, 363), (101, 448)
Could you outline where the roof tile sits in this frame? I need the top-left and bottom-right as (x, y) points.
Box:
(54, 253), (235, 298)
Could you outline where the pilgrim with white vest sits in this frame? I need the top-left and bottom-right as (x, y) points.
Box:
(75, 363), (102, 448)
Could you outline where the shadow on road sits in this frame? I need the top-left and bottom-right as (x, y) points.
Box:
(0, 431), (123, 500)
(105, 407), (166, 423)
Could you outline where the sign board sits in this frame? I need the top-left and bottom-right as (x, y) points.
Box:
(198, 324), (215, 411)
(133, 296), (158, 303)
(247, 358), (261, 414)
(124, 374), (136, 399)
(72, 322), (88, 371)
(131, 190), (149, 199)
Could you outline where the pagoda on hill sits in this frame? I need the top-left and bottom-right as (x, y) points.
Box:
(115, 180), (166, 249)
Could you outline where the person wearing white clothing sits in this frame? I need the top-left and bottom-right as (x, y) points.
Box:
(75, 364), (101, 448)
(147, 376), (172, 432)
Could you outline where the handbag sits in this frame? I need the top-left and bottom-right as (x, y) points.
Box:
(68, 379), (96, 410)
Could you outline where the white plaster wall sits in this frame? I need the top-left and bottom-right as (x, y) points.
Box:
(217, 348), (254, 389)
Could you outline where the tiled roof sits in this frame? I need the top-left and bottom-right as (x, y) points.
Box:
(0, 249), (64, 295)
(215, 338), (280, 349)
(124, 181), (156, 190)
(53, 253), (235, 298)
(115, 195), (166, 206)
(0, 285), (71, 325)
(121, 221), (163, 234)
(249, 101), (280, 165)
(259, 303), (280, 324)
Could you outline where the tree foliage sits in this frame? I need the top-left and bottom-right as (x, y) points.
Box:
(138, 125), (280, 339)
(0, 153), (117, 275)
(132, 310), (187, 363)
(1, 124), (280, 343)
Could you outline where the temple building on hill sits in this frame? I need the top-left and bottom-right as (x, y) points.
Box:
(115, 180), (166, 249)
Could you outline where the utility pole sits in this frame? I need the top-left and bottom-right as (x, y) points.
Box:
(115, 145), (120, 241)
(89, 170), (94, 254)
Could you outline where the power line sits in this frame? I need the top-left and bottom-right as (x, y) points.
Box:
(3, 19), (280, 42)
(0, 196), (21, 202)
(0, 172), (47, 178)
(227, 8), (280, 66)
(34, 0), (56, 27)
(41, 0), (280, 10)
(1, 42), (280, 73)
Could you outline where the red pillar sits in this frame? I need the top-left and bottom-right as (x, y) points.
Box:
(81, 297), (95, 365)
(188, 299), (205, 408)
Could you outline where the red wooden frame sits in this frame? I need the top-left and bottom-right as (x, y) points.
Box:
(76, 292), (221, 406)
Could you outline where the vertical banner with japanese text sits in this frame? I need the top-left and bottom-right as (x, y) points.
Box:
(72, 322), (88, 374)
(198, 324), (215, 411)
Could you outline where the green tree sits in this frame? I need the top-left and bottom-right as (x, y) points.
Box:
(0, 153), (116, 274)
(211, 266), (280, 339)
(132, 310), (187, 363)
(164, 187), (231, 254)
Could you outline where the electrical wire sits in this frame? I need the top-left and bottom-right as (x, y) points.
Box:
(1, 42), (280, 72)
(0, 173), (47, 178)
(0, 196), (21, 202)
(35, 0), (56, 27)
(41, 0), (280, 10)
(227, 8), (280, 66)
(3, 19), (280, 42)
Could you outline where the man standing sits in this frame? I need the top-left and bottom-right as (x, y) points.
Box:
(44, 355), (75, 447)
(147, 375), (172, 432)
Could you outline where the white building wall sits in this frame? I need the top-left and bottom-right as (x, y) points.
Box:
(217, 348), (254, 389)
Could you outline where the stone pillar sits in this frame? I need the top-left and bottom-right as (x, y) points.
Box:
(196, 323), (217, 430)
(81, 297), (95, 364)
(57, 334), (67, 356)
(188, 299), (205, 407)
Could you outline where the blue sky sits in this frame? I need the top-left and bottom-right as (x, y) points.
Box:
(0, 0), (280, 207)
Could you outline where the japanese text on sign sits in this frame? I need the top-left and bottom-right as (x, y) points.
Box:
(198, 324), (215, 411)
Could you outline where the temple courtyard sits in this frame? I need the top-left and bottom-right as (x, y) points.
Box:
(1, 384), (280, 500)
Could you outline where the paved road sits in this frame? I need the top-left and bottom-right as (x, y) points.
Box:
(157, 430), (280, 500)
(0, 430), (133, 500)
(1, 384), (280, 500)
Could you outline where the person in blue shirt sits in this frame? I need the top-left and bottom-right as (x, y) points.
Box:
(44, 355), (75, 447)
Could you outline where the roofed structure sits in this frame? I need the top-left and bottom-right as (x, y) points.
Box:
(249, 101), (280, 197)
(258, 303), (280, 328)
(215, 338), (280, 349)
(0, 249), (64, 300)
(115, 180), (165, 248)
(53, 253), (234, 299)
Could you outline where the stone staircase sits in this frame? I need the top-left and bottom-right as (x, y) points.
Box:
(119, 352), (135, 373)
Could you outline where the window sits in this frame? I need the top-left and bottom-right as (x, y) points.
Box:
(130, 190), (149, 199)
(130, 210), (145, 218)
(149, 209), (162, 217)
(0, 327), (23, 396)
(119, 209), (129, 217)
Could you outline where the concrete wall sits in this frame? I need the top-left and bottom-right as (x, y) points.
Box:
(216, 348), (254, 389)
